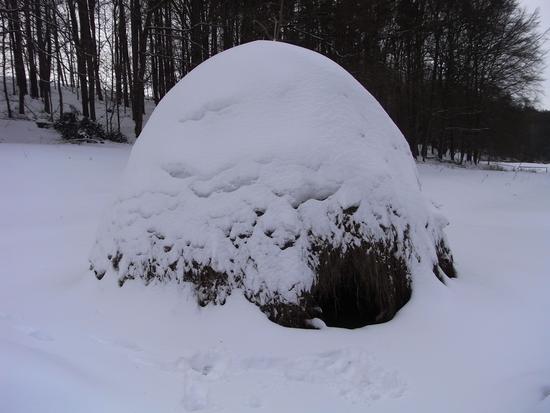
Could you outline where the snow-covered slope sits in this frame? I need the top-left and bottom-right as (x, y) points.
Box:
(0, 76), (155, 143)
(1, 143), (549, 412)
(90, 41), (454, 326)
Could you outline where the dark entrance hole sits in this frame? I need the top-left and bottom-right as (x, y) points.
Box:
(312, 242), (412, 329)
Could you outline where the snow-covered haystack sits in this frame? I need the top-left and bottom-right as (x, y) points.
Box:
(90, 41), (455, 328)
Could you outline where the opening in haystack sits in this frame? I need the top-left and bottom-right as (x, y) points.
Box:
(312, 242), (412, 329)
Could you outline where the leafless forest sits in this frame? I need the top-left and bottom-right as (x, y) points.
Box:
(1, 0), (549, 161)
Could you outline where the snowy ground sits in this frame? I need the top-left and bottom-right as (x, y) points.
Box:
(496, 162), (550, 173)
(0, 142), (549, 413)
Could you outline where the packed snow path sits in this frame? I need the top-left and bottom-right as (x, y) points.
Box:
(1, 143), (549, 412)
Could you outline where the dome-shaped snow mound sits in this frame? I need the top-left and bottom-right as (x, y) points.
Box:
(90, 41), (455, 328)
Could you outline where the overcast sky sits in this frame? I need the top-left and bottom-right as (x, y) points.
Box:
(520, 0), (550, 109)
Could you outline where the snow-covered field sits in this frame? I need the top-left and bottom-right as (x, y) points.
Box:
(1, 142), (549, 412)
(0, 43), (550, 413)
(496, 162), (550, 173)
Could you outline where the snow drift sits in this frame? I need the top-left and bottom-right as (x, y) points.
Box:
(89, 40), (455, 328)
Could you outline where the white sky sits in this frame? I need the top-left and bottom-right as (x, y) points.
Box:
(520, 0), (550, 110)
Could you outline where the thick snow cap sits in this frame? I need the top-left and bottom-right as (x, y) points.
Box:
(90, 40), (455, 328)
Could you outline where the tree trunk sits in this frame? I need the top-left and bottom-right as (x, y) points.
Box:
(23, 0), (38, 98)
(52, 1), (63, 116)
(130, 0), (154, 137)
(7, 0), (27, 114)
(88, 0), (103, 100)
(67, 0), (89, 118)
(2, 16), (12, 118)
(190, 0), (202, 68)
(118, 0), (130, 107)
(77, 0), (96, 120)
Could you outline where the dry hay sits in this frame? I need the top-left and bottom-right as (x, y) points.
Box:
(92, 207), (455, 329)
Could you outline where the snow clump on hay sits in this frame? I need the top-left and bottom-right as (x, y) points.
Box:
(90, 40), (455, 328)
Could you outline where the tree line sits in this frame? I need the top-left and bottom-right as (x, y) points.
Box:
(1, 0), (548, 161)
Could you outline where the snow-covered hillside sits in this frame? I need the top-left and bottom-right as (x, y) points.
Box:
(1, 142), (549, 412)
(0, 77), (155, 143)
